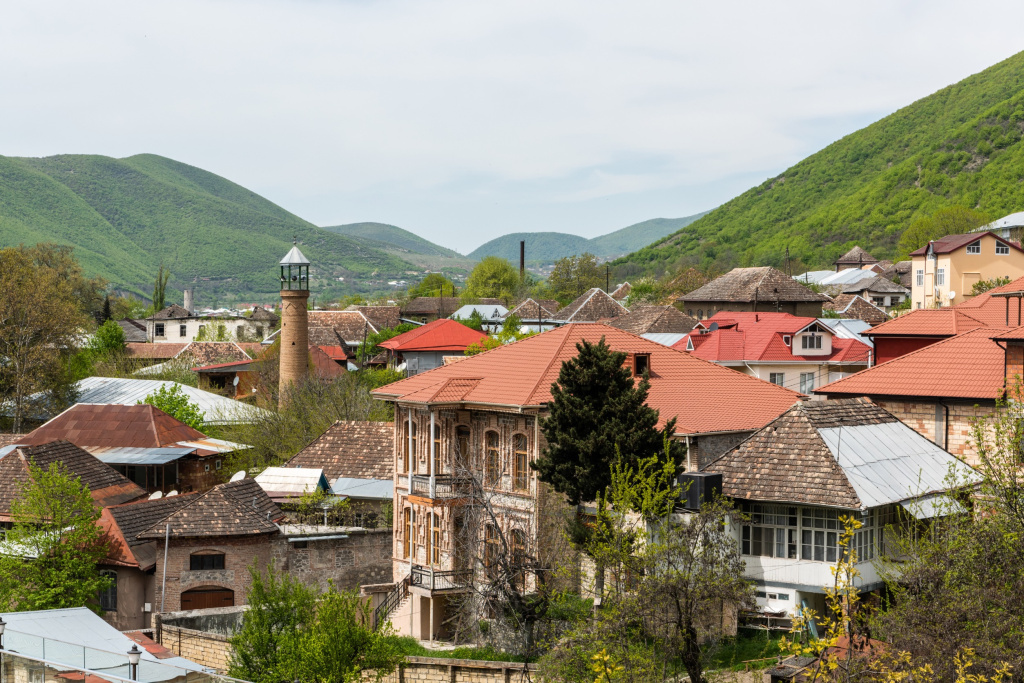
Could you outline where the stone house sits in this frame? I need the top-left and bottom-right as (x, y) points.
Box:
(370, 323), (801, 640)
(841, 275), (909, 311)
(146, 304), (270, 343)
(679, 267), (828, 320)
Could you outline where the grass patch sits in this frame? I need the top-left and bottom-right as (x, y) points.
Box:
(709, 628), (786, 672)
(390, 637), (532, 663)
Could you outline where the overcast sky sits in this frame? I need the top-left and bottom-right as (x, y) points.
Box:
(3, 1), (1024, 253)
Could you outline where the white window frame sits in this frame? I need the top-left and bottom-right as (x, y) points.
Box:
(936, 268), (946, 286)
(966, 240), (981, 254)
(800, 372), (815, 393)
(997, 242), (1011, 255)
(801, 334), (822, 350)
(782, 335), (792, 346)
(769, 372), (785, 386)
(916, 269), (924, 286)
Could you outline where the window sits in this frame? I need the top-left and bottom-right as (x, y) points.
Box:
(799, 372), (815, 393)
(872, 297), (886, 307)
(190, 553), (225, 570)
(179, 324), (187, 337)
(484, 524), (500, 577)
(936, 268), (945, 286)
(782, 335), (791, 346)
(756, 591), (791, 601)
(402, 420), (417, 473)
(204, 463), (210, 472)
(852, 510), (876, 562)
(513, 434), (529, 491)
(433, 424), (442, 474)
(510, 529), (527, 590)
(801, 508), (840, 562)
(769, 373), (785, 387)
(687, 309), (693, 317)
(215, 459), (222, 470)
(402, 508), (412, 558)
(967, 240), (981, 254)
(997, 242), (1011, 255)
(633, 354), (650, 377)
(455, 425), (471, 469)
(485, 431), (500, 486)
(741, 504), (797, 559)
(801, 334), (822, 350)
(432, 515), (440, 565)
(99, 570), (117, 611)
(916, 269), (924, 286)
(155, 323), (165, 337)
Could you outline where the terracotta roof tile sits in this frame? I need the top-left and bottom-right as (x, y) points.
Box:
(107, 494), (200, 546)
(822, 295), (888, 325)
(284, 421), (394, 480)
(507, 299), (559, 320)
(21, 404), (208, 449)
(866, 309), (984, 337)
(379, 319), (487, 352)
(373, 324), (801, 435)
(175, 342), (253, 367)
(345, 305), (400, 331)
(680, 267), (828, 304)
(126, 343), (188, 360)
(309, 310), (378, 344)
(610, 282), (632, 301)
(818, 326), (1009, 400)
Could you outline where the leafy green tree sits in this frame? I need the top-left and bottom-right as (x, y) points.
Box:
(897, 206), (990, 257)
(152, 263), (170, 312)
(138, 384), (205, 430)
(359, 323), (417, 363)
(463, 256), (520, 303)
(972, 275), (1012, 295)
(0, 462), (111, 613)
(408, 273), (455, 299)
(532, 338), (684, 506)
(454, 310), (485, 332)
(90, 319), (127, 357)
(465, 313), (535, 355)
(24, 244), (107, 320)
(110, 295), (148, 321)
(195, 321), (229, 341)
(548, 253), (603, 303)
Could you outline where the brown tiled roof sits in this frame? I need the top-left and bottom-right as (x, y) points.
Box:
(842, 275), (909, 295)
(149, 304), (193, 320)
(0, 434), (25, 448)
(507, 299), (559, 320)
(823, 295), (888, 325)
(249, 307), (279, 323)
(284, 421), (394, 481)
(704, 399), (898, 509)
(680, 267), (828, 304)
(138, 478), (282, 539)
(402, 297), (501, 318)
(117, 320), (148, 343)
(610, 282), (632, 301)
(21, 404), (208, 449)
(555, 289), (627, 322)
(606, 305), (697, 335)
(309, 311), (377, 343)
(126, 343), (187, 360)
(834, 246), (879, 266)
(107, 494), (199, 546)
(0, 441), (146, 519)
(346, 305), (401, 331)
(175, 342), (252, 367)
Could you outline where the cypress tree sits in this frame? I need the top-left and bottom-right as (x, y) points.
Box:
(532, 337), (684, 505)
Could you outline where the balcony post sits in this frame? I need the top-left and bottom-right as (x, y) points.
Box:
(429, 412), (436, 499)
(407, 408), (413, 497)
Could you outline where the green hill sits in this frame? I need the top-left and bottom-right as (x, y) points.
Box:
(322, 221), (476, 273)
(0, 154), (415, 302)
(614, 50), (1024, 278)
(469, 213), (707, 263)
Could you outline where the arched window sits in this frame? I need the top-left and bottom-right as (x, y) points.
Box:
(485, 524), (500, 577)
(512, 434), (529, 491)
(455, 426), (471, 470)
(402, 420), (417, 473)
(433, 424), (442, 474)
(485, 431), (500, 486)
(697, 309), (703, 320)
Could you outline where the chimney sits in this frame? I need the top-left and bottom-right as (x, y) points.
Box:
(520, 240), (525, 280)
(183, 288), (194, 316)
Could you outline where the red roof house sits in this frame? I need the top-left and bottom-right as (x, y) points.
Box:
(379, 319), (489, 376)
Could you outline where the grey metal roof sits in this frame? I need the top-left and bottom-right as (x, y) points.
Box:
(89, 447), (195, 465)
(331, 477), (393, 499)
(73, 376), (270, 425)
(451, 304), (509, 321)
(255, 466), (330, 494)
(641, 332), (688, 347)
(817, 318), (874, 348)
(817, 421), (980, 509)
(901, 493), (967, 519)
(280, 244), (310, 265)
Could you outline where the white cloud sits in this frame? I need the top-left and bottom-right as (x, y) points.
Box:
(1, 0), (1023, 251)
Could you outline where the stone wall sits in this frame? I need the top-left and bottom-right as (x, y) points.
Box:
(691, 431), (754, 470)
(160, 624), (232, 672)
(364, 657), (536, 683)
(271, 528), (393, 592)
(875, 399), (998, 467)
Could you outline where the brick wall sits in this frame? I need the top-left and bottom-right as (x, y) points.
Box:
(271, 529), (393, 592)
(155, 536), (273, 613)
(874, 399), (998, 467)
(161, 624), (231, 672)
(692, 431), (754, 470)
(363, 657), (537, 683)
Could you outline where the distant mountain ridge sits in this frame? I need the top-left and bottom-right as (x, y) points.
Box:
(468, 213), (709, 263)
(614, 50), (1024, 278)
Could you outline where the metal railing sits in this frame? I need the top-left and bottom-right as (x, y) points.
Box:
(372, 574), (411, 631)
(410, 566), (474, 592)
(408, 474), (473, 499)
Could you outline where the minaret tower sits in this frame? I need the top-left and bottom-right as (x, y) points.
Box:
(278, 241), (310, 407)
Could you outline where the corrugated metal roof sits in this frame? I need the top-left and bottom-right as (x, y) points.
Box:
(817, 422), (979, 508)
(89, 447), (195, 465)
(901, 493), (967, 519)
(176, 438), (246, 454)
(255, 467), (329, 494)
(641, 332), (688, 347)
(331, 477), (393, 499)
(74, 376), (269, 425)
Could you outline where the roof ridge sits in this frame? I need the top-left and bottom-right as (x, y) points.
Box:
(524, 327), (576, 404)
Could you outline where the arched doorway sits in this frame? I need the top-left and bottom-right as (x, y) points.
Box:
(180, 587), (234, 610)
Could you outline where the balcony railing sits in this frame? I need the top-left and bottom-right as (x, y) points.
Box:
(410, 565), (474, 592)
(408, 474), (474, 499)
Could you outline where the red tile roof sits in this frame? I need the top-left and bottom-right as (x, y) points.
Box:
(909, 231), (1022, 256)
(373, 323), (801, 435)
(675, 312), (871, 365)
(21, 404), (208, 449)
(865, 309), (985, 337)
(952, 274), (1024, 326)
(817, 326), (1009, 400)
(379, 318), (488, 352)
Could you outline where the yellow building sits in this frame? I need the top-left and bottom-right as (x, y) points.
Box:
(910, 231), (1024, 309)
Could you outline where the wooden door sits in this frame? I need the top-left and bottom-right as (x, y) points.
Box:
(180, 588), (234, 610)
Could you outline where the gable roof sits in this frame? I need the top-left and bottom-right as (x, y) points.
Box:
(865, 309), (984, 338)
(606, 305), (697, 335)
(681, 267), (828, 304)
(402, 297), (501, 318)
(345, 305), (400, 331)
(507, 298), (559, 320)
(148, 304), (193, 320)
(101, 493), (198, 569)
(834, 246), (879, 266)
(909, 231), (1024, 256)
(117, 320), (148, 343)
(173, 341), (253, 367)
(842, 275), (909, 295)
(818, 326), (1009, 400)
(704, 398), (978, 510)
(309, 310), (380, 344)
(610, 282), (632, 301)
(0, 441), (146, 520)
(379, 318), (488, 352)
(126, 343), (188, 360)
(555, 288), (628, 322)
(822, 295), (888, 325)
(284, 421), (394, 481)
(22, 404), (208, 449)
(138, 478), (282, 539)
(373, 324), (801, 436)
(249, 307), (279, 322)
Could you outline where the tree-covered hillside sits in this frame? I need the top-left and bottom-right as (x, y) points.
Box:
(322, 221), (476, 274)
(0, 154), (414, 302)
(614, 50), (1024, 278)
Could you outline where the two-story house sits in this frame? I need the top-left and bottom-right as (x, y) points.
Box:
(704, 398), (979, 627)
(910, 231), (1024, 309)
(676, 312), (872, 394)
(146, 304), (272, 343)
(369, 323), (802, 641)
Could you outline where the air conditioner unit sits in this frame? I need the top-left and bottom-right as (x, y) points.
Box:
(677, 472), (723, 511)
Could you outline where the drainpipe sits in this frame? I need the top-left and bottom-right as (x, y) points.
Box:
(942, 403), (950, 451)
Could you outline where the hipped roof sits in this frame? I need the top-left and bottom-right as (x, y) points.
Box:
(138, 478), (282, 539)
(681, 267), (828, 304)
(379, 318), (488, 352)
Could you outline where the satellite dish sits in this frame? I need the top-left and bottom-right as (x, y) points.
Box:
(233, 376), (240, 387)
(148, 491), (163, 500)
(229, 470), (247, 482)
(166, 490), (178, 497)
(709, 322), (719, 331)
(947, 291), (956, 300)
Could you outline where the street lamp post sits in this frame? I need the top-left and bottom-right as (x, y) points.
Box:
(127, 644), (141, 681)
